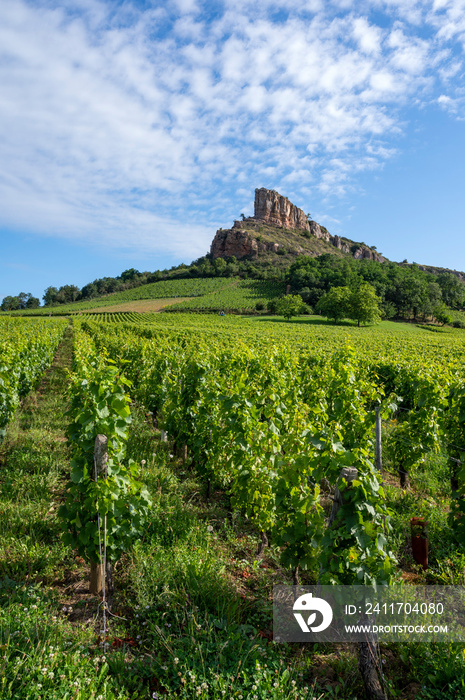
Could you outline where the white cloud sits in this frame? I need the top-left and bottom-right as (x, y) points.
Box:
(0, 0), (465, 258)
(172, 0), (201, 15)
(437, 92), (463, 114)
(352, 17), (383, 55)
(368, 0), (426, 25)
(387, 28), (430, 74)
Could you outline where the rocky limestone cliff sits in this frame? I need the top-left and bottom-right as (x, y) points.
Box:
(210, 220), (289, 259)
(254, 187), (310, 230)
(210, 226), (261, 259)
(210, 188), (385, 262)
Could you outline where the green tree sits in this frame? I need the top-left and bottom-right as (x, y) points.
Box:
(437, 272), (465, 309)
(348, 283), (381, 327)
(18, 292), (29, 309)
(120, 268), (140, 282)
(26, 295), (40, 309)
(316, 286), (351, 323)
(1, 295), (20, 311)
(43, 286), (59, 306)
(276, 294), (305, 320)
(433, 302), (452, 326)
(1, 292), (40, 310)
(213, 258), (227, 276)
(267, 299), (278, 314)
(80, 282), (98, 300)
(396, 274), (430, 320)
(381, 301), (397, 319)
(56, 284), (80, 304)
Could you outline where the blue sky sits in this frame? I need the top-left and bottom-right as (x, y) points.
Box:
(1, 0), (465, 302)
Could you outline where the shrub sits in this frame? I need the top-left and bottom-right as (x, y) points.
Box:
(267, 299), (278, 314)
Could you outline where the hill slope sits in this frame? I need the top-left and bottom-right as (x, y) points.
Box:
(210, 187), (385, 264)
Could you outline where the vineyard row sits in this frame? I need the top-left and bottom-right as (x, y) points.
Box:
(70, 317), (465, 587)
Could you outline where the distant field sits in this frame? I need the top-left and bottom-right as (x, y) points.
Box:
(1, 277), (240, 315)
(4, 274), (464, 322)
(1, 278), (285, 316)
(83, 297), (190, 313)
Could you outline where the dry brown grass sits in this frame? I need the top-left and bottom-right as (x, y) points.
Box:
(89, 297), (191, 313)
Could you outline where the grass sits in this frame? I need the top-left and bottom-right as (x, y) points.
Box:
(85, 298), (193, 313)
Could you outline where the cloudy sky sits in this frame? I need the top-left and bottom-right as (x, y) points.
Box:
(1, 0), (465, 301)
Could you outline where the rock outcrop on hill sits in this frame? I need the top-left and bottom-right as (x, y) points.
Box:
(210, 226), (262, 259)
(210, 188), (385, 262)
(254, 187), (310, 230)
(417, 264), (465, 282)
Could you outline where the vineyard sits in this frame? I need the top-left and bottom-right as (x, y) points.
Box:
(0, 317), (67, 437)
(1, 278), (286, 317)
(1, 314), (465, 699)
(167, 280), (286, 313)
(1, 278), (246, 316)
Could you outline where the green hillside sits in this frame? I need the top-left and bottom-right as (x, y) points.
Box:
(2, 277), (289, 316)
(2, 277), (240, 315)
(168, 280), (286, 313)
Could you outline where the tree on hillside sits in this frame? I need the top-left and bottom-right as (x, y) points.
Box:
(437, 272), (465, 309)
(1, 292), (40, 310)
(1, 296), (20, 311)
(19, 292), (40, 309)
(433, 302), (452, 326)
(348, 283), (381, 327)
(316, 286), (351, 323)
(56, 284), (80, 304)
(120, 268), (140, 282)
(396, 274), (429, 320)
(25, 295), (40, 308)
(286, 254), (465, 322)
(80, 282), (98, 300)
(213, 258), (227, 275)
(43, 286), (59, 306)
(18, 292), (29, 309)
(277, 294), (306, 320)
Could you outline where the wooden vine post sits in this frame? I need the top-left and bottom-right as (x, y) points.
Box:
(328, 466), (358, 526)
(375, 406), (383, 474)
(410, 517), (428, 569)
(330, 466), (387, 700)
(398, 460), (409, 489)
(89, 435), (108, 596)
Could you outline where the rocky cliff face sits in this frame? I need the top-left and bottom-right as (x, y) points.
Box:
(254, 188), (310, 230)
(210, 225), (260, 259)
(210, 221), (286, 259)
(210, 188), (385, 262)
